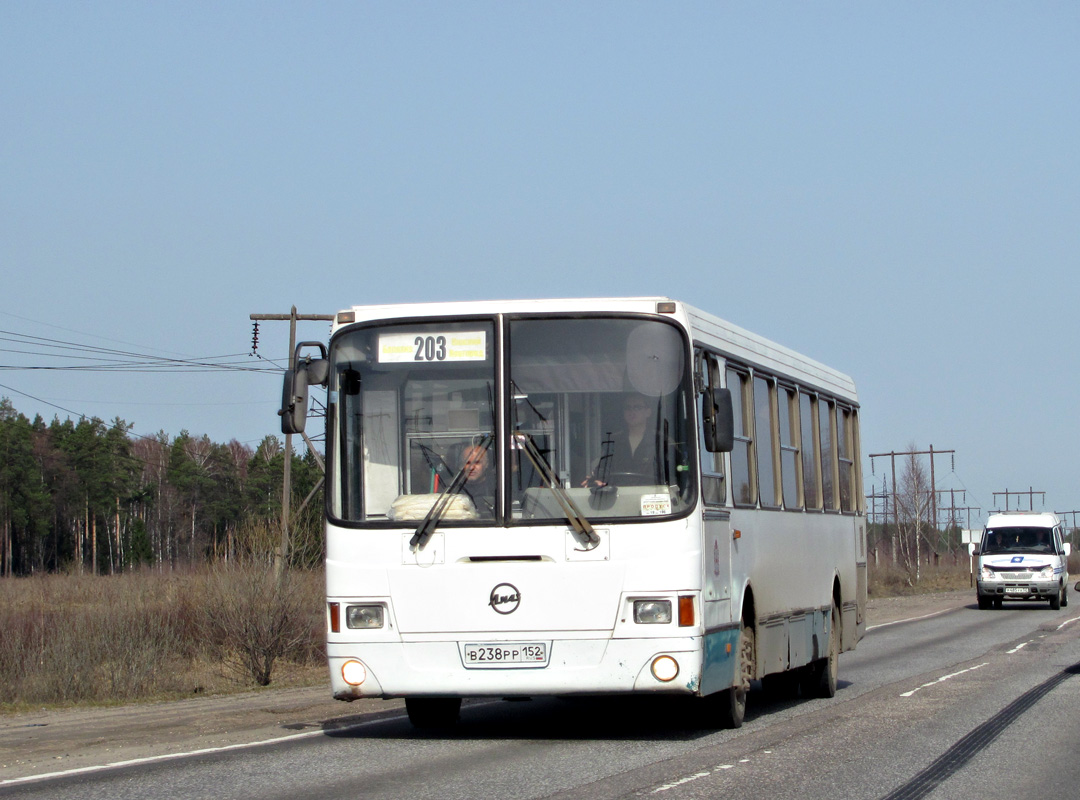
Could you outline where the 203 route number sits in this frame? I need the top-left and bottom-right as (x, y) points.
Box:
(414, 335), (447, 362)
(463, 643), (546, 667)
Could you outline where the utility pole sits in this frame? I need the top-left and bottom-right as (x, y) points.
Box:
(868, 446), (956, 573)
(249, 307), (334, 577)
(992, 487), (1045, 512)
(935, 488), (967, 552)
(1055, 511), (1080, 548)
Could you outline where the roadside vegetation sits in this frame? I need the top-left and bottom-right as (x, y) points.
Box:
(0, 553), (1022, 713)
(0, 562), (324, 712)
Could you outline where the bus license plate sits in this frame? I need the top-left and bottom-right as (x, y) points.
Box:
(463, 643), (547, 668)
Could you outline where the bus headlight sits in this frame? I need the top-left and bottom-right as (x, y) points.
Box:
(634, 600), (672, 625)
(346, 605), (385, 629)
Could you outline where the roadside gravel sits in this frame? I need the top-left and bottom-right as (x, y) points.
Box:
(0, 590), (974, 784)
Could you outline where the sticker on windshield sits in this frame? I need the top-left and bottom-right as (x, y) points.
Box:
(378, 331), (487, 363)
(641, 493), (672, 516)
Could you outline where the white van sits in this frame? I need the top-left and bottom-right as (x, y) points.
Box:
(976, 511), (1071, 609)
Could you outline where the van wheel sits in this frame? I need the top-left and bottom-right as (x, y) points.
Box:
(1062, 585), (1069, 608)
(1050, 588), (1062, 610)
(977, 595), (991, 610)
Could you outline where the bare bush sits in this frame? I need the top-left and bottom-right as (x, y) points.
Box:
(199, 563), (323, 686)
(0, 567), (325, 709)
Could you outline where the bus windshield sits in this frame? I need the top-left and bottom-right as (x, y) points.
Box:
(328, 315), (696, 525)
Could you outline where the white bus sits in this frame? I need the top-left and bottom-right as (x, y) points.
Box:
(281, 297), (866, 728)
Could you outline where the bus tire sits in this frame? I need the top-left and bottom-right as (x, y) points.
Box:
(802, 603), (840, 699)
(405, 697), (462, 729)
(717, 621), (754, 729)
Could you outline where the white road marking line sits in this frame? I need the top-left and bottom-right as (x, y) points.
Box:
(652, 772), (711, 792)
(0, 714), (389, 788)
(900, 663), (988, 697)
(867, 608), (955, 631)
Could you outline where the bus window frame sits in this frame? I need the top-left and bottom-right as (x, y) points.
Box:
(697, 349), (728, 507)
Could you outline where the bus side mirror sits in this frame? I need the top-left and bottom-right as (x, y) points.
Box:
(703, 387), (734, 453)
(279, 342), (329, 435)
(280, 367), (309, 434)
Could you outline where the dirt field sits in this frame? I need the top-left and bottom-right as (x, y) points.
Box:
(0, 590), (974, 784)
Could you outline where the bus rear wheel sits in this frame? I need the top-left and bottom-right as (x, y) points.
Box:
(405, 697), (462, 729)
(801, 603), (840, 699)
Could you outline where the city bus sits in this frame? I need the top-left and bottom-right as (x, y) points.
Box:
(280, 297), (866, 728)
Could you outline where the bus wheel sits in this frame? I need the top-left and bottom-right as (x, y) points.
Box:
(405, 697), (462, 729)
(801, 603), (840, 699)
(717, 621), (754, 729)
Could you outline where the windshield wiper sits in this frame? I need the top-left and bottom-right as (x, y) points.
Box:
(409, 434), (493, 552)
(514, 432), (600, 550)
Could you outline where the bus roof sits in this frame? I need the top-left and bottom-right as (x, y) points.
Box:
(335, 296), (858, 402)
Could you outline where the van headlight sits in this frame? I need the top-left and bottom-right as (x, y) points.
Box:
(1039, 566), (1054, 579)
(980, 567), (995, 580)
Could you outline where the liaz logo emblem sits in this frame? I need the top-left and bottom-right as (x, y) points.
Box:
(489, 583), (521, 615)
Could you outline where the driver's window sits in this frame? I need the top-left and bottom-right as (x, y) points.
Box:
(698, 352), (726, 506)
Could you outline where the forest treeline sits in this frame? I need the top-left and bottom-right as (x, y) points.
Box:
(0, 398), (323, 577)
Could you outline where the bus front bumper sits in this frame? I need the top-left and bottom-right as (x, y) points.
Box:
(326, 636), (719, 700)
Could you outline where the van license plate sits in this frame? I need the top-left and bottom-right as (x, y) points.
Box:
(1005, 587), (1029, 594)
(463, 643), (547, 668)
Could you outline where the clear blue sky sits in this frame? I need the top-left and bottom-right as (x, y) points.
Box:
(2, 2), (1078, 525)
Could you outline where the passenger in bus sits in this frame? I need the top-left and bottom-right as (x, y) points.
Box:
(458, 443), (496, 517)
(582, 394), (661, 487)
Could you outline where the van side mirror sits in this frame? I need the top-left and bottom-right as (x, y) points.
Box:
(1065, 542), (1072, 558)
(703, 387), (734, 453)
(279, 341), (328, 435)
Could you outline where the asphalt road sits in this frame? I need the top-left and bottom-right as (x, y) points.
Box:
(4, 588), (1080, 799)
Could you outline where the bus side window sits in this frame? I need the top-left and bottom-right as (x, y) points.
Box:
(800, 392), (822, 510)
(837, 406), (855, 513)
(779, 385), (800, 509)
(699, 353), (727, 505)
(754, 375), (779, 509)
(727, 366), (754, 506)
(820, 399), (837, 511)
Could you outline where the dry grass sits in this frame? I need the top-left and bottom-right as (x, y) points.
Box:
(867, 558), (974, 597)
(0, 566), (325, 713)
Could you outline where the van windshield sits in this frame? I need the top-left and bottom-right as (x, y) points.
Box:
(981, 527), (1054, 555)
